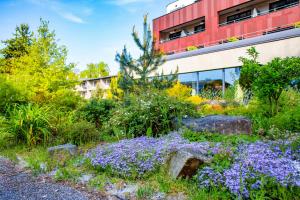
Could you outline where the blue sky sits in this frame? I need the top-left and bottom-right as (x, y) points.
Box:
(0, 0), (173, 75)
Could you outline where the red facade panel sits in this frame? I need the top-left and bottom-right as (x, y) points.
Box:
(153, 0), (300, 54)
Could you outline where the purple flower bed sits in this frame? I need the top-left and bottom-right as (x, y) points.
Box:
(198, 141), (300, 198)
(86, 132), (216, 177)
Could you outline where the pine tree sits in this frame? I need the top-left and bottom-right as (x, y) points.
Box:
(116, 15), (176, 92)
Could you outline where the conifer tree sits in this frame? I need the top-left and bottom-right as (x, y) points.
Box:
(116, 15), (177, 92)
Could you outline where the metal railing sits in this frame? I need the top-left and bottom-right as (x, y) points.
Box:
(219, 1), (299, 26)
(160, 28), (205, 43)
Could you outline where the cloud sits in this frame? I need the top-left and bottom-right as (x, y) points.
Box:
(108, 0), (154, 6)
(26, 0), (88, 24)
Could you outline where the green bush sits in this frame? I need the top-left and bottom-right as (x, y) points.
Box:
(103, 90), (197, 138)
(186, 46), (198, 51)
(79, 98), (116, 128)
(8, 104), (51, 146)
(0, 76), (27, 113)
(60, 120), (100, 145)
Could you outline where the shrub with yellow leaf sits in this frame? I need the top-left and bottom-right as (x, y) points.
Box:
(166, 81), (192, 100)
(186, 96), (207, 105)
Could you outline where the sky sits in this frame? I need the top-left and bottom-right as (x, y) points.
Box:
(0, 0), (173, 75)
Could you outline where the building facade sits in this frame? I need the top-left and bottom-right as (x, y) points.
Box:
(153, 0), (300, 95)
(76, 76), (116, 99)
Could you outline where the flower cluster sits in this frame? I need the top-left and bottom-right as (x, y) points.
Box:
(197, 141), (300, 198)
(86, 132), (215, 177)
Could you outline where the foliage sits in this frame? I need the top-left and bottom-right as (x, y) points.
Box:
(239, 47), (260, 103)
(80, 98), (116, 128)
(79, 61), (109, 78)
(186, 46), (198, 51)
(197, 140), (300, 199)
(7, 104), (51, 146)
(49, 89), (83, 111)
(186, 96), (207, 105)
(116, 15), (176, 92)
(295, 21), (300, 28)
(61, 120), (100, 145)
(106, 73), (124, 100)
(227, 37), (239, 42)
(87, 132), (216, 178)
(166, 81), (192, 100)
(253, 57), (300, 115)
(0, 76), (27, 113)
(0, 19), (78, 104)
(103, 90), (196, 138)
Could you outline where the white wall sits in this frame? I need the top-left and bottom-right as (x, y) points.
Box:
(154, 37), (300, 75)
(167, 0), (196, 13)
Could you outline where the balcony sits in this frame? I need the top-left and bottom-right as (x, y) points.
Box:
(219, 0), (299, 26)
(160, 17), (205, 43)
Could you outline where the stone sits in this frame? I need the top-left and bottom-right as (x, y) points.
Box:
(106, 183), (138, 200)
(181, 115), (252, 134)
(78, 174), (94, 184)
(166, 192), (187, 200)
(47, 143), (78, 156)
(168, 148), (211, 179)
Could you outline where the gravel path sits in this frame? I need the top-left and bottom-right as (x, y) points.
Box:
(0, 157), (105, 200)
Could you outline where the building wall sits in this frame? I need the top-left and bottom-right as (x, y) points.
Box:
(76, 78), (112, 99)
(153, 35), (300, 75)
(153, 0), (300, 54)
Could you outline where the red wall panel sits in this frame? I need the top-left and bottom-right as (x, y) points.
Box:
(153, 0), (300, 54)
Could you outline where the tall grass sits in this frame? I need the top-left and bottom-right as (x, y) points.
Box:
(8, 104), (51, 146)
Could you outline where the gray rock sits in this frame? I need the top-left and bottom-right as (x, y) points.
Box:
(106, 184), (138, 200)
(182, 115), (252, 134)
(166, 192), (187, 200)
(47, 143), (78, 156)
(78, 174), (93, 184)
(168, 149), (211, 179)
(151, 192), (166, 200)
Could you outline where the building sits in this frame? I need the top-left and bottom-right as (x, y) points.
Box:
(76, 75), (116, 99)
(153, 0), (300, 95)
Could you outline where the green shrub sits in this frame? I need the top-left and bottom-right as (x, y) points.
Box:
(295, 21), (300, 28)
(103, 90), (197, 138)
(227, 37), (239, 42)
(61, 120), (100, 145)
(8, 104), (51, 146)
(0, 116), (14, 149)
(0, 76), (27, 113)
(186, 46), (198, 51)
(80, 99), (116, 128)
(49, 89), (84, 111)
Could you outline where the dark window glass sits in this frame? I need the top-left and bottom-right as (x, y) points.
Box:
(169, 31), (181, 40)
(269, 0), (298, 12)
(227, 10), (252, 23)
(194, 23), (205, 33)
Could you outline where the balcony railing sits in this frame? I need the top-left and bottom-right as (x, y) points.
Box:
(219, 1), (299, 26)
(160, 28), (205, 43)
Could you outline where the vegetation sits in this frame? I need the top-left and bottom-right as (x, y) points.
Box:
(0, 16), (300, 200)
(186, 46), (198, 51)
(79, 61), (109, 78)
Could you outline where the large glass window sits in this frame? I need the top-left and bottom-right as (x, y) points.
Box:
(225, 67), (240, 86)
(178, 72), (198, 95)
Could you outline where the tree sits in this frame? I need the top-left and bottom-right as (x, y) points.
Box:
(0, 24), (33, 74)
(253, 57), (300, 116)
(0, 19), (78, 103)
(116, 15), (175, 92)
(239, 47), (260, 103)
(80, 61), (109, 78)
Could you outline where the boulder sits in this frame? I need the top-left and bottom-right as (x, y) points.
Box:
(168, 148), (211, 179)
(47, 143), (78, 156)
(182, 115), (252, 134)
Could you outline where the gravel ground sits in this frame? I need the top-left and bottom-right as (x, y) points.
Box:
(0, 157), (105, 200)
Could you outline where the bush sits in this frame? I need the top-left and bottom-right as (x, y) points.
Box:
(61, 120), (100, 145)
(103, 90), (196, 138)
(80, 99), (116, 128)
(49, 89), (84, 111)
(186, 46), (198, 51)
(166, 81), (192, 100)
(227, 37), (239, 42)
(8, 104), (51, 146)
